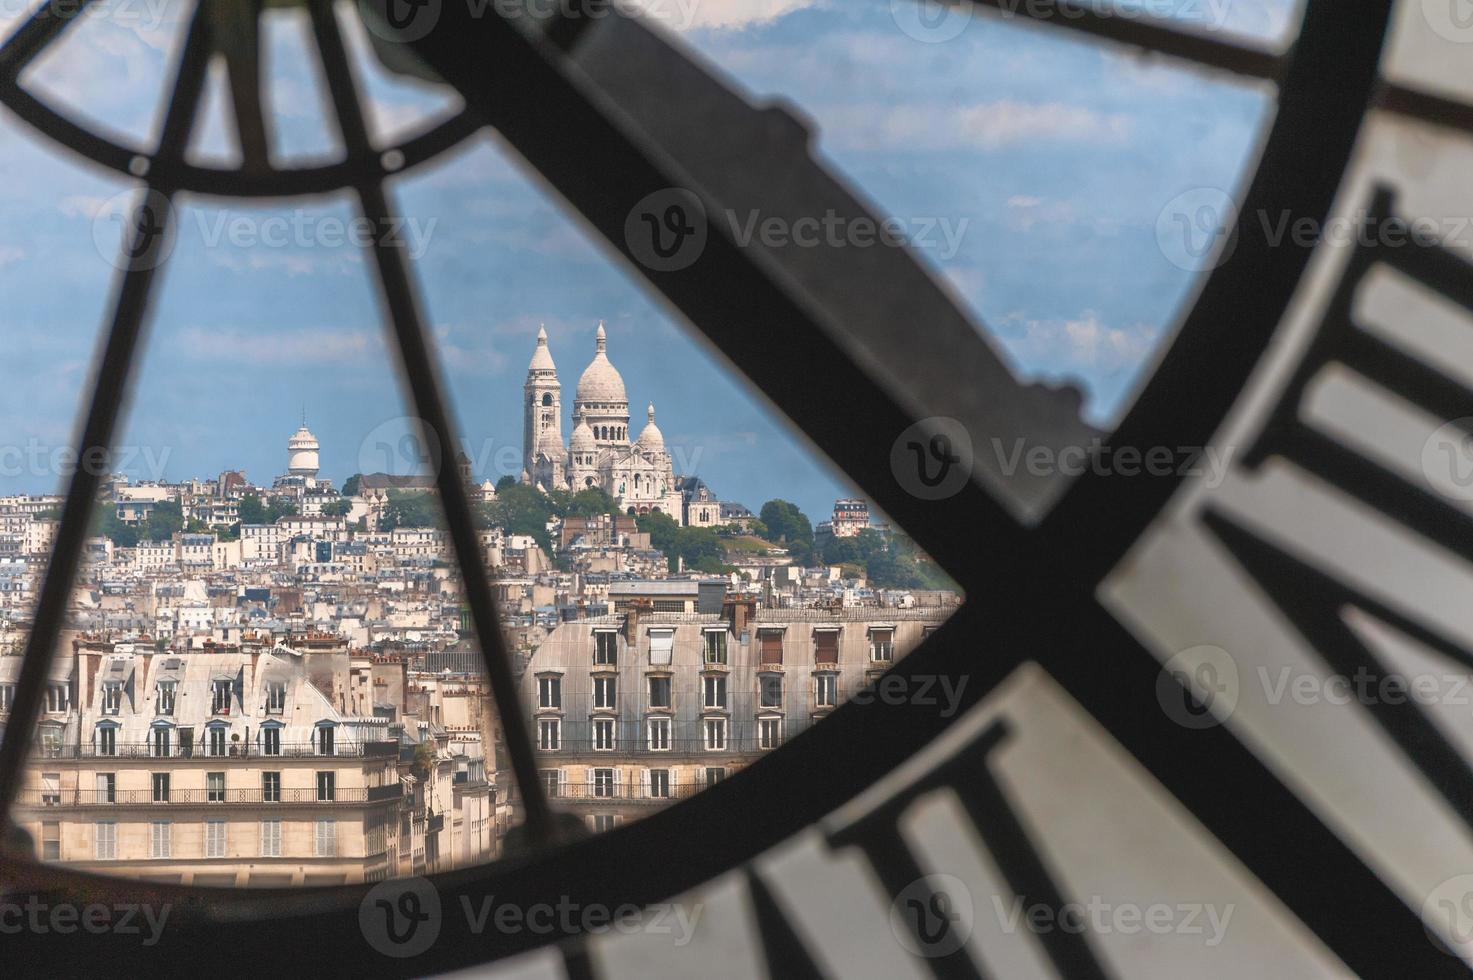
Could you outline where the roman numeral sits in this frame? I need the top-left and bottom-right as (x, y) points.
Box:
(1206, 182), (1473, 831)
(748, 720), (1107, 979)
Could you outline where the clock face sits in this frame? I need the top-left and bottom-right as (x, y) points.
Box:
(4, 0), (1473, 976)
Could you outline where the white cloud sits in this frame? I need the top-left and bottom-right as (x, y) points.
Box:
(58, 195), (109, 219)
(1007, 196), (1043, 208)
(177, 325), (381, 364)
(0, 245), (25, 267)
(624, 0), (822, 32)
(821, 101), (1132, 152)
(1002, 310), (1158, 373)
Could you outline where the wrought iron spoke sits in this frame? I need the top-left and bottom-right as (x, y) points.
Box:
(0, 0), (212, 820)
(0, 0), (96, 77)
(954, 0), (1285, 80)
(213, 0), (272, 172)
(304, 0), (556, 846)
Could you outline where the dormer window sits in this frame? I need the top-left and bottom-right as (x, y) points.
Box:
(648, 629), (674, 666)
(264, 681), (286, 714)
(537, 675), (562, 710)
(758, 629), (784, 666)
(702, 628), (727, 665)
(150, 724), (172, 758)
(315, 723), (336, 756)
(156, 680), (176, 715)
(594, 629), (618, 666)
(100, 682), (122, 715)
(206, 724), (228, 757)
(593, 675), (617, 710)
(869, 627), (895, 662)
(45, 683), (68, 713)
(211, 679), (233, 715)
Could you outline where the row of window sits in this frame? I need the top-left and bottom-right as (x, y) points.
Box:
(44, 770), (340, 803)
(40, 818), (338, 860)
(21, 679), (294, 719)
(536, 716), (786, 752)
(539, 674), (839, 712)
(585, 628), (898, 668)
(88, 723), (336, 757)
(540, 766), (727, 799)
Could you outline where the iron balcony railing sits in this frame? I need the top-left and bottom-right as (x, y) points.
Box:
(16, 785), (405, 806)
(30, 741), (398, 761)
(509, 782), (707, 804)
(535, 737), (786, 756)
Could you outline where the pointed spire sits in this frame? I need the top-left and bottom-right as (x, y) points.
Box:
(647, 403), (655, 423)
(595, 320), (607, 353)
(528, 323), (557, 372)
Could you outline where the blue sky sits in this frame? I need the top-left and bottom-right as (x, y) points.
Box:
(0, 0), (1292, 522)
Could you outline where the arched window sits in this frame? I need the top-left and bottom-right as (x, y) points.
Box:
(541, 392), (552, 406)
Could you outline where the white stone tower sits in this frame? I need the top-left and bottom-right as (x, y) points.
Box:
(287, 412), (320, 483)
(523, 324), (565, 489)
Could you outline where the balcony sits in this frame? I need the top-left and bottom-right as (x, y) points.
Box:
(16, 786), (404, 807)
(510, 782), (706, 805)
(532, 736), (781, 756)
(51, 742), (388, 761)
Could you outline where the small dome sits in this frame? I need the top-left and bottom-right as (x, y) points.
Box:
(528, 324), (556, 372)
(636, 403), (665, 454)
(570, 419), (596, 452)
(574, 322), (628, 405)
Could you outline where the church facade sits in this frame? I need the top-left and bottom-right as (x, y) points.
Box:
(522, 324), (687, 525)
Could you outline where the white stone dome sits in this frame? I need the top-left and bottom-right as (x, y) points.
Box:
(636, 404), (665, 454)
(287, 419), (320, 477)
(570, 419), (596, 452)
(288, 425), (319, 451)
(574, 323), (628, 405)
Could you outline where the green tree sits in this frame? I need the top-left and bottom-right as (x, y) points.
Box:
(382, 490), (444, 529)
(341, 474), (362, 497)
(566, 487), (617, 518)
(142, 501), (183, 542)
(822, 535), (860, 566)
(320, 498), (351, 517)
(758, 499), (814, 565)
(634, 513), (730, 574)
(90, 501), (138, 548)
(483, 482), (556, 550)
(236, 494), (266, 525)
(265, 497), (298, 523)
